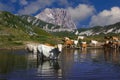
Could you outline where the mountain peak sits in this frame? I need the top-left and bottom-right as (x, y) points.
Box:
(35, 8), (77, 32)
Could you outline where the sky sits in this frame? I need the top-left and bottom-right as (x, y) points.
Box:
(0, 0), (120, 28)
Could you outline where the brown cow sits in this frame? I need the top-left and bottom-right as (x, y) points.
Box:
(64, 40), (74, 48)
(81, 42), (87, 50)
(104, 36), (119, 49)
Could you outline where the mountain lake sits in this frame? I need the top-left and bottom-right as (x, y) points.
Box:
(0, 48), (120, 80)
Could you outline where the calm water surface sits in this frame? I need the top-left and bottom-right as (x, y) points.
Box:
(0, 48), (120, 80)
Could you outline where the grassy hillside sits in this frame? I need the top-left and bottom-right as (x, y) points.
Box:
(0, 11), (61, 48)
(50, 31), (78, 41)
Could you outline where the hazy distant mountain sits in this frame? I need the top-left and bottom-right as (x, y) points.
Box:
(78, 22), (120, 36)
(35, 8), (77, 32)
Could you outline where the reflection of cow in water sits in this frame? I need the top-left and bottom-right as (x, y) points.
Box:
(104, 48), (120, 63)
(37, 60), (61, 75)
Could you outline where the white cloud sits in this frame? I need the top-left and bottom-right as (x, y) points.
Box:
(89, 7), (120, 27)
(18, 0), (55, 15)
(19, 0), (28, 5)
(67, 4), (95, 23)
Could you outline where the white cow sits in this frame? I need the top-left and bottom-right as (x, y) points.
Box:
(72, 40), (79, 48)
(26, 43), (38, 53)
(37, 44), (63, 60)
(91, 40), (98, 46)
(77, 36), (84, 40)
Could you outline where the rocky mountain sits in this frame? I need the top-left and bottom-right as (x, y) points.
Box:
(78, 22), (120, 36)
(35, 8), (77, 32)
(20, 15), (62, 32)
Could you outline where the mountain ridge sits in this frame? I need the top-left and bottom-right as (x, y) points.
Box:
(78, 22), (120, 36)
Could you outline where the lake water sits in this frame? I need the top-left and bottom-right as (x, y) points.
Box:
(0, 48), (120, 80)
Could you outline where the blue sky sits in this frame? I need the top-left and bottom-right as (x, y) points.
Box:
(0, 0), (120, 28)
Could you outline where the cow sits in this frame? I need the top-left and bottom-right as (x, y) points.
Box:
(37, 44), (63, 60)
(104, 36), (119, 49)
(91, 40), (98, 46)
(63, 39), (74, 48)
(77, 36), (84, 40)
(81, 42), (87, 50)
(26, 43), (38, 53)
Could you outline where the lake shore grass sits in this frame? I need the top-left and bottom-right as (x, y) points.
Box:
(0, 45), (25, 50)
(0, 41), (27, 50)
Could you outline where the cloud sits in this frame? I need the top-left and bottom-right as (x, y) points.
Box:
(89, 7), (120, 27)
(67, 4), (95, 23)
(18, 0), (70, 15)
(19, 0), (28, 5)
(18, 0), (55, 15)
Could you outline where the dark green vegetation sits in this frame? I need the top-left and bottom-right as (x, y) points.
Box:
(51, 31), (76, 38)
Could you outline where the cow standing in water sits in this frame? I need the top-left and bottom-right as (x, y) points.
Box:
(37, 44), (63, 60)
(81, 42), (87, 50)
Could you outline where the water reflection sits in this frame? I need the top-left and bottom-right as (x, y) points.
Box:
(0, 50), (28, 75)
(74, 50), (79, 62)
(37, 60), (62, 78)
(104, 49), (120, 64)
(0, 48), (120, 80)
(89, 49), (104, 62)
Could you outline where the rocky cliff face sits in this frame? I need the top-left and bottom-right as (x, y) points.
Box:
(35, 8), (77, 32)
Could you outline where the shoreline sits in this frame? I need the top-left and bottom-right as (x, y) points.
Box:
(0, 45), (104, 50)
